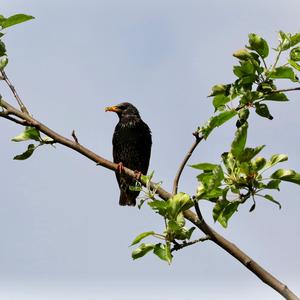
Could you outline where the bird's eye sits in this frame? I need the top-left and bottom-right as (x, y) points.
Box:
(118, 104), (127, 110)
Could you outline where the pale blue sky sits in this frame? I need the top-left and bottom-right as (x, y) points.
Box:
(0, 1), (300, 299)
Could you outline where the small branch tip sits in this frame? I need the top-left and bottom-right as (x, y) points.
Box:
(71, 130), (79, 143)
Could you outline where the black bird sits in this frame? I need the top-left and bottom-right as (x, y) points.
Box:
(105, 102), (152, 206)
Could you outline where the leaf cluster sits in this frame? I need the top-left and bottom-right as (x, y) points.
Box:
(191, 123), (300, 227)
(130, 192), (195, 264)
(201, 32), (300, 139)
(11, 126), (54, 160)
(0, 14), (34, 70)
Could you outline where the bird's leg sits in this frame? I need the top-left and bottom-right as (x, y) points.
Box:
(134, 170), (142, 180)
(116, 162), (124, 174)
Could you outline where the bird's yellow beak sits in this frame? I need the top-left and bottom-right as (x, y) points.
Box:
(105, 105), (121, 113)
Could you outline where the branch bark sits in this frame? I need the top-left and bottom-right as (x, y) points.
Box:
(0, 97), (298, 300)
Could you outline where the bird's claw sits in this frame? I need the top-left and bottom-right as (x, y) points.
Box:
(117, 162), (124, 174)
(134, 170), (142, 180)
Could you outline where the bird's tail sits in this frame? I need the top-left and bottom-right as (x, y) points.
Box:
(119, 191), (136, 206)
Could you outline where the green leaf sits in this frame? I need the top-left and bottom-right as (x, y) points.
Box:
(190, 162), (219, 171)
(257, 81), (276, 93)
(197, 165), (224, 190)
(0, 15), (6, 25)
(13, 144), (36, 160)
(236, 108), (250, 128)
(199, 187), (224, 201)
(209, 84), (229, 97)
(0, 56), (8, 70)
(176, 212), (185, 227)
(238, 75), (257, 85)
(222, 152), (235, 174)
(290, 46), (300, 61)
(262, 194), (282, 209)
(290, 33), (300, 47)
(41, 135), (55, 143)
(213, 200), (239, 228)
(200, 110), (237, 138)
(241, 61), (256, 75)
(238, 145), (265, 162)
(252, 157), (266, 171)
(130, 231), (155, 246)
(1, 14), (34, 29)
(213, 199), (229, 222)
(11, 126), (41, 142)
(186, 227), (196, 240)
(129, 183), (142, 192)
(233, 49), (253, 60)
(255, 103), (273, 120)
(167, 193), (193, 219)
(233, 61), (256, 79)
(263, 93), (288, 102)
(213, 95), (230, 111)
(288, 59), (300, 72)
(233, 66), (244, 78)
(247, 33), (269, 58)
(231, 123), (248, 158)
(0, 40), (6, 56)
(266, 179), (281, 190)
(148, 200), (168, 217)
(131, 243), (155, 260)
(167, 219), (195, 241)
(238, 108), (250, 121)
(211, 165), (224, 187)
(219, 202), (239, 228)
(271, 169), (300, 185)
(167, 220), (184, 239)
(268, 66), (299, 82)
(197, 172), (214, 186)
(239, 161), (250, 175)
(277, 32), (300, 51)
(277, 31), (292, 51)
(266, 154), (288, 168)
(153, 243), (172, 264)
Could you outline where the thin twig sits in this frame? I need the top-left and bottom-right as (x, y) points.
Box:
(171, 236), (211, 252)
(193, 198), (204, 224)
(72, 129), (79, 143)
(273, 87), (300, 93)
(0, 112), (28, 125)
(273, 49), (282, 70)
(172, 131), (203, 195)
(0, 98), (298, 300)
(261, 57), (268, 69)
(0, 70), (29, 114)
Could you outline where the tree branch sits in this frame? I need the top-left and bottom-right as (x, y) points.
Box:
(0, 70), (29, 114)
(172, 131), (203, 194)
(0, 97), (298, 299)
(0, 110), (28, 125)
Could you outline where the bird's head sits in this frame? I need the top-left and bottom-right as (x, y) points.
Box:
(105, 102), (140, 119)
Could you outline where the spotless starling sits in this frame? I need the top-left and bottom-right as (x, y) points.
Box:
(105, 102), (152, 206)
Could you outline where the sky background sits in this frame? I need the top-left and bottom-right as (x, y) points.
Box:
(0, 0), (300, 299)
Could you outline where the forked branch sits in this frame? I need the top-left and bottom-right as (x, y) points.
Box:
(0, 70), (29, 114)
(172, 131), (203, 194)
